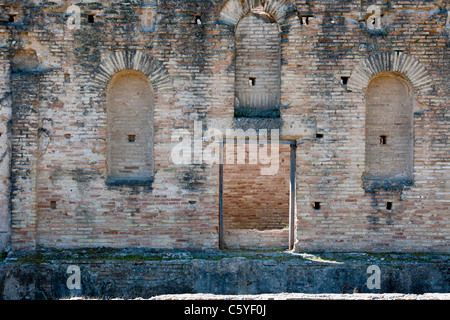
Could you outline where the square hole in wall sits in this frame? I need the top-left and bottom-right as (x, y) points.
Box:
(87, 14), (95, 23)
(341, 76), (349, 85)
(248, 77), (256, 87)
(194, 15), (202, 25)
(380, 135), (387, 145)
(313, 202), (321, 210)
(386, 202), (393, 210)
(50, 201), (57, 209)
(128, 135), (136, 143)
(300, 16), (309, 25)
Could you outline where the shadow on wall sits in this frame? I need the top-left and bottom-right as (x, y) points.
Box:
(11, 49), (40, 73)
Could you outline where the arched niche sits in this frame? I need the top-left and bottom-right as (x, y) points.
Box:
(365, 72), (414, 181)
(234, 12), (281, 117)
(107, 70), (154, 184)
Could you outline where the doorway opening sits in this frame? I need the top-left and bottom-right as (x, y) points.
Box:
(219, 139), (296, 250)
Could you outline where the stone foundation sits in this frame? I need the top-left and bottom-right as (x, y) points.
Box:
(1, 250), (449, 300)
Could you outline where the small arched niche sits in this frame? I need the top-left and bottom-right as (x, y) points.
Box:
(365, 72), (414, 182)
(106, 70), (154, 184)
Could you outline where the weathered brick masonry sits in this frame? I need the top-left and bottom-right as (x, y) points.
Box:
(0, 0), (448, 253)
(223, 142), (291, 249)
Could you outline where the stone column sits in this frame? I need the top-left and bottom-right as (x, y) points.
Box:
(0, 44), (12, 252)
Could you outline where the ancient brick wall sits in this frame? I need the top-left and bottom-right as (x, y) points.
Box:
(0, 0), (448, 253)
(290, 1), (449, 253)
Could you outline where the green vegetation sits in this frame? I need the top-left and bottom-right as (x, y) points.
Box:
(3, 247), (449, 266)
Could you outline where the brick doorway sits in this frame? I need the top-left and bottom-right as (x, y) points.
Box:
(219, 140), (296, 250)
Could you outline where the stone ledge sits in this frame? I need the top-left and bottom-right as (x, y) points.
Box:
(1, 249), (449, 299)
(363, 178), (414, 192)
(105, 177), (154, 187)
